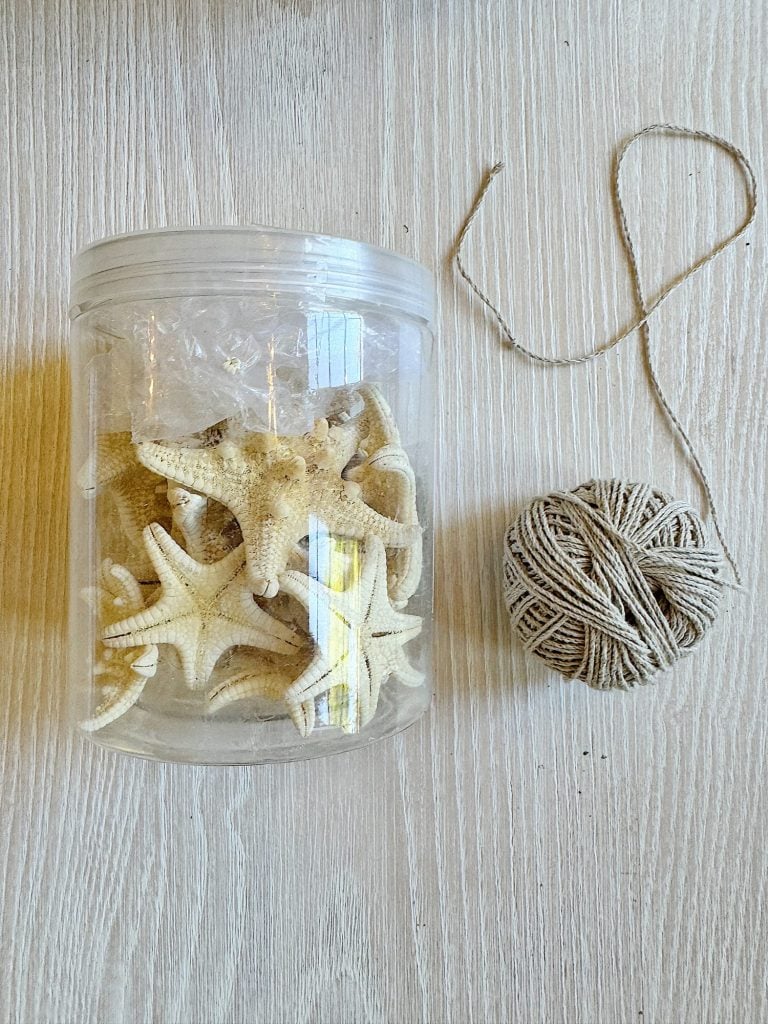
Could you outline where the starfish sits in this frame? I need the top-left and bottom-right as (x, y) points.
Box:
(77, 431), (170, 577)
(346, 443), (422, 607)
(136, 415), (419, 598)
(167, 484), (242, 562)
(355, 384), (401, 451)
(80, 559), (159, 732)
(277, 535), (424, 736)
(102, 523), (304, 689)
(207, 532), (358, 733)
(207, 663), (317, 735)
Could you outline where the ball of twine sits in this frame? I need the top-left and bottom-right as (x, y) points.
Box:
(503, 480), (725, 689)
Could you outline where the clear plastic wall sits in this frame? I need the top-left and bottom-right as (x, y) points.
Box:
(69, 228), (434, 764)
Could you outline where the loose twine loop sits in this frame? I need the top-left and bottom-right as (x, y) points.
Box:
(455, 124), (757, 589)
(455, 125), (757, 688)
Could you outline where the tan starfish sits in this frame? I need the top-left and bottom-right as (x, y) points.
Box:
(346, 443), (422, 607)
(77, 431), (170, 577)
(136, 416), (419, 598)
(102, 523), (304, 689)
(80, 560), (159, 732)
(168, 484), (242, 562)
(355, 384), (401, 451)
(278, 534), (423, 736)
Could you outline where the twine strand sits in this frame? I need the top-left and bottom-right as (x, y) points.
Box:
(455, 124), (757, 587)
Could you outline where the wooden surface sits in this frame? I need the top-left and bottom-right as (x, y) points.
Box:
(2, 2), (767, 1021)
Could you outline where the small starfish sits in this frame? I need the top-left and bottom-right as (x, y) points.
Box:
(279, 534), (423, 736)
(80, 560), (159, 732)
(346, 443), (422, 607)
(78, 431), (170, 577)
(136, 416), (419, 598)
(102, 523), (304, 689)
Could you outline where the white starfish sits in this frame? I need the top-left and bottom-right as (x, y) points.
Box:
(101, 523), (304, 689)
(136, 415), (419, 598)
(211, 535), (423, 736)
(77, 432), (170, 578)
(346, 443), (422, 607)
(80, 560), (159, 732)
(356, 384), (401, 452)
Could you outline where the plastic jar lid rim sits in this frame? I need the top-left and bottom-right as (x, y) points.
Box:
(70, 225), (435, 325)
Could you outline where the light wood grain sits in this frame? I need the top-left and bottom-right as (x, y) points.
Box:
(2, 1), (767, 1022)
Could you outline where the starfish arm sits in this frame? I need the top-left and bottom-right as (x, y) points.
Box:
(137, 442), (230, 503)
(360, 536), (393, 615)
(279, 570), (360, 629)
(78, 432), (136, 494)
(236, 512), (304, 593)
(112, 468), (169, 527)
(80, 670), (150, 732)
(387, 543), (423, 607)
(208, 669), (289, 708)
(362, 443), (411, 472)
(135, 525), (187, 594)
(190, 624), (244, 688)
(102, 561), (145, 612)
(128, 644), (160, 677)
(208, 668), (315, 736)
(284, 648), (341, 705)
(283, 651), (339, 737)
(367, 599), (423, 638)
(365, 641), (424, 706)
(77, 451), (100, 496)
(389, 619), (424, 645)
(145, 522), (226, 589)
(169, 486), (209, 560)
(389, 647), (425, 688)
(101, 601), (193, 649)
(174, 630), (203, 690)
(287, 698), (316, 738)
(84, 562), (161, 727)
(337, 655), (375, 734)
(204, 617), (300, 670)
(346, 446), (422, 605)
(357, 385), (402, 450)
(319, 494), (421, 550)
(232, 590), (303, 649)
(278, 568), (326, 606)
(84, 643), (157, 730)
(325, 419), (366, 467)
(366, 542), (423, 634)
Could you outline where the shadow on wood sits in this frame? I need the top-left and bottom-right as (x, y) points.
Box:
(0, 356), (70, 735)
(431, 502), (552, 698)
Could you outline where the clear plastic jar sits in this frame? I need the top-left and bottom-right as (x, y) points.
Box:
(69, 228), (434, 764)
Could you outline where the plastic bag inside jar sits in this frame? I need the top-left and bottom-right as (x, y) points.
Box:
(82, 297), (423, 441)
